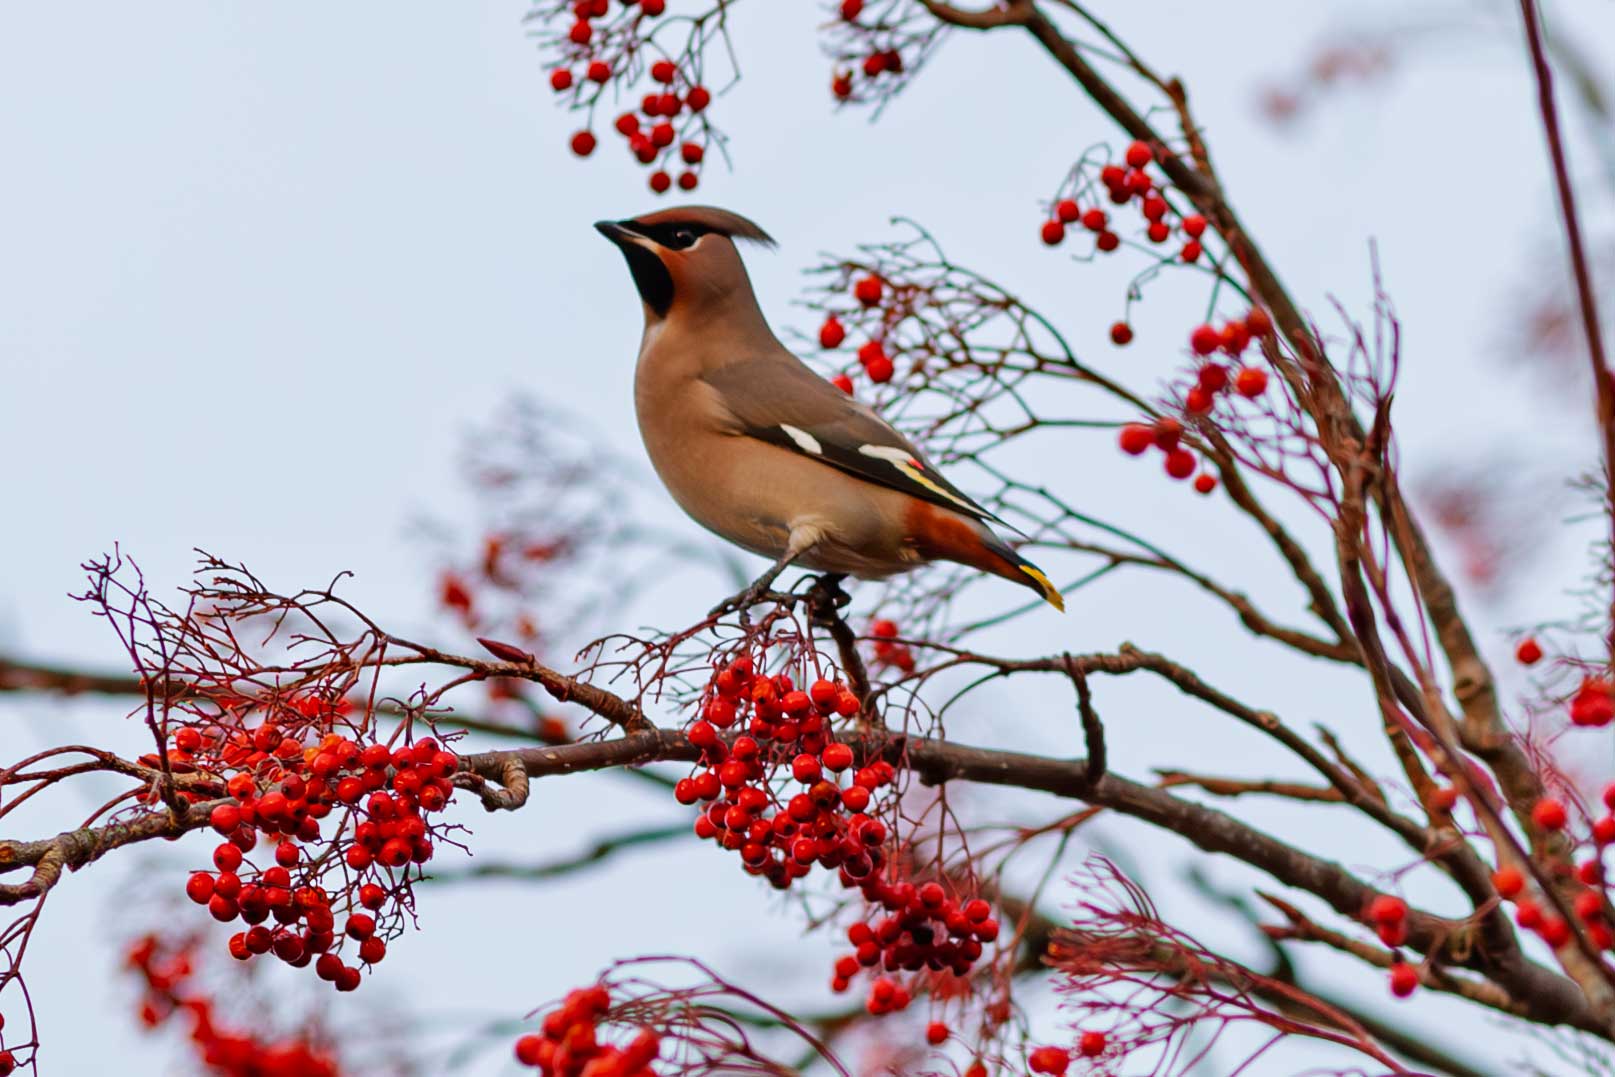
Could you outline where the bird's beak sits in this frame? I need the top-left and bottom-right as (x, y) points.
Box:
(594, 220), (639, 248)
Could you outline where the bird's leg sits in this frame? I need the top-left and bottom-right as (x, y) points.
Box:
(708, 529), (824, 621)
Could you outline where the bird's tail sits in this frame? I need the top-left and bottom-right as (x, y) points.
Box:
(980, 530), (1065, 612)
(906, 501), (1065, 611)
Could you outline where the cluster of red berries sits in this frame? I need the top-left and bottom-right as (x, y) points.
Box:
(869, 618), (915, 673)
(127, 934), (343, 1077)
(551, 3), (713, 194)
(172, 711), (457, 993)
(829, 1), (906, 102)
(1486, 786), (1615, 953)
(1110, 309), (1274, 493)
(1039, 142), (1206, 263)
(0, 1014), (14, 1076)
(818, 276), (900, 390)
(676, 651), (1000, 1011)
(1569, 676), (1614, 727)
(1027, 1034), (1108, 1073)
(1115, 417), (1216, 492)
(1362, 894), (1422, 996)
(514, 985), (662, 1076)
(831, 879), (1001, 1011)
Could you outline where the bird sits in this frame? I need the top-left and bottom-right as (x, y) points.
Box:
(593, 205), (1064, 616)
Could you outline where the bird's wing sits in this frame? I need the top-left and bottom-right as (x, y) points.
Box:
(702, 355), (1006, 526)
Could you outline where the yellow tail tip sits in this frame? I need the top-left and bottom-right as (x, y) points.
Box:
(1018, 565), (1066, 613)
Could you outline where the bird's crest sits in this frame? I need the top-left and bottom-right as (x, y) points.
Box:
(631, 205), (776, 248)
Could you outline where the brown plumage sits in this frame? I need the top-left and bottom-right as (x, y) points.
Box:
(593, 206), (1064, 613)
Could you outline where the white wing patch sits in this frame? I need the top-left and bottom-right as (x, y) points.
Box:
(858, 445), (915, 465)
(780, 424), (823, 455)
(857, 444), (981, 513)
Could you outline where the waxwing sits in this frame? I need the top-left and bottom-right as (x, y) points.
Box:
(594, 205), (1063, 614)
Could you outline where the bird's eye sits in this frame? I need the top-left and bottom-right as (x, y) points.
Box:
(669, 227), (697, 249)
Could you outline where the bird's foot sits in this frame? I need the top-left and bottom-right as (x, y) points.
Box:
(707, 583), (780, 621)
(805, 573), (850, 626)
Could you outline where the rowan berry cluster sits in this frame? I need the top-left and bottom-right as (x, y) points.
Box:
(1360, 894), (1423, 997)
(545, 1), (713, 194)
(868, 618), (915, 673)
(816, 275), (897, 392)
(828, 1), (914, 104)
(675, 649), (1000, 1011)
(513, 985), (662, 1075)
(1112, 309), (1274, 493)
(126, 934), (344, 1077)
(165, 698), (459, 993)
(1038, 142), (1204, 263)
(1480, 784), (1615, 956)
(1027, 1033), (1108, 1074)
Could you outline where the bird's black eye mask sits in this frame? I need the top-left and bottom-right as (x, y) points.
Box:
(614, 221), (713, 317)
(622, 220), (711, 251)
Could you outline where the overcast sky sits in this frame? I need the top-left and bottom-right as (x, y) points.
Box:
(4, 2), (1614, 1074)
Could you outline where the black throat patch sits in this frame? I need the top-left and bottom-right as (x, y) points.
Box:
(620, 242), (673, 317)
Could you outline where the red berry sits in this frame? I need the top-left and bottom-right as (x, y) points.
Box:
(1028, 1045), (1070, 1075)
(1080, 208), (1107, 232)
(570, 130), (597, 157)
(926, 1021), (949, 1045)
(679, 141), (704, 165)
(649, 171), (672, 194)
(831, 373), (854, 394)
(1515, 638), (1543, 665)
(185, 872), (215, 904)
(822, 743), (854, 771)
(650, 122), (675, 147)
(1533, 798), (1568, 831)
(1146, 220), (1170, 243)
(210, 803), (242, 835)
(1181, 240), (1203, 262)
(1141, 195), (1167, 220)
(550, 68), (574, 92)
(1109, 321), (1133, 346)
(1193, 473), (1217, 494)
(345, 913), (376, 940)
(1040, 220), (1065, 246)
(1184, 386), (1214, 415)
(1570, 677), (1614, 726)
(1245, 307), (1273, 336)
(872, 619), (898, 638)
(1055, 198), (1080, 223)
(1234, 367), (1268, 397)
(1189, 324), (1220, 356)
(1118, 424), (1152, 455)
(677, 171), (699, 191)
(1152, 417), (1183, 449)
(686, 85), (711, 111)
(1596, 816), (1615, 844)
(858, 339), (886, 367)
(568, 20), (591, 44)
(1182, 214), (1207, 238)
(587, 60), (611, 82)
(650, 60), (677, 84)
(792, 754), (822, 784)
(854, 276), (883, 307)
(1576, 889), (1604, 922)
(1095, 231), (1120, 252)
(841, 0), (863, 18)
(1078, 1031), (1106, 1057)
(1368, 894), (1407, 925)
(214, 843), (242, 872)
(1124, 140), (1152, 168)
(1541, 916), (1572, 947)
(1388, 962), (1418, 997)
(866, 356), (894, 383)
(1164, 449), (1196, 480)
(1099, 164), (1125, 188)
(819, 317), (847, 349)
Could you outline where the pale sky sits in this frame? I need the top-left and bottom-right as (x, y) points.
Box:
(3, 2), (1613, 1074)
